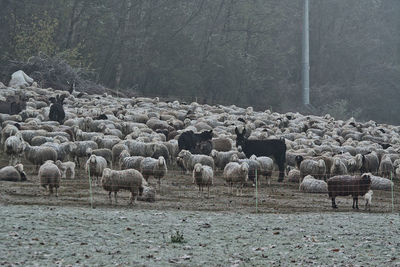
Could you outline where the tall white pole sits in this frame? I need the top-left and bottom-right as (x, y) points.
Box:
(302, 0), (310, 105)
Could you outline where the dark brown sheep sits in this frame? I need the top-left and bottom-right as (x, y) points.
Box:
(327, 173), (372, 209)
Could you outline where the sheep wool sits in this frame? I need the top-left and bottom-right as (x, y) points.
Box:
(299, 175), (328, 194)
(39, 160), (61, 196)
(101, 168), (146, 204)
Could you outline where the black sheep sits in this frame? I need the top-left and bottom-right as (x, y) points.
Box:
(49, 94), (66, 124)
(235, 127), (286, 182)
(327, 173), (372, 209)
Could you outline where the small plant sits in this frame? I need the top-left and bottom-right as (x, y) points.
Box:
(170, 230), (185, 243)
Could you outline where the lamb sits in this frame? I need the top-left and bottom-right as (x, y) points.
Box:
(250, 155), (274, 185)
(85, 155), (107, 185)
(379, 154), (393, 178)
(330, 158), (348, 177)
(299, 175), (328, 193)
(223, 161), (249, 196)
(364, 190), (373, 211)
(101, 168), (146, 204)
(327, 173), (372, 209)
(55, 160), (76, 179)
(177, 149), (215, 173)
(0, 164), (27, 181)
(140, 156), (168, 189)
(4, 132), (25, 165)
(192, 163), (214, 197)
(39, 160), (61, 196)
(24, 144), (57, 170)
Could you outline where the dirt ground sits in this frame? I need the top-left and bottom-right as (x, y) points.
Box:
(1, 156), (400, 266)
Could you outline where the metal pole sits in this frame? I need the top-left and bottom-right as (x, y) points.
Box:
(88, 168), (93, 209)
(302, 0), (310, 106)
(255, 169), (258, 213)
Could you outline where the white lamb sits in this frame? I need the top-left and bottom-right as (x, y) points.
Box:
(55, 160), (76, 179)
(364, 189), (373, 211)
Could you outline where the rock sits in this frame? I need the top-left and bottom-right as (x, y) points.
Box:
(8, 70), (33, 89)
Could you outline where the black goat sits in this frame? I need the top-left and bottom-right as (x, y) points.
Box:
(49, 94), (66, 124)
(178, 130), (213, 155)
(235, 127), (286, 182)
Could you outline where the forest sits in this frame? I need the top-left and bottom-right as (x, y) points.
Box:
(0, 0), (399, 124)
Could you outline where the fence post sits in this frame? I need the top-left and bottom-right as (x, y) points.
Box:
(391, 172), (394, 213)
(88, 168), (93, 209)
(255, 169), (258, 213)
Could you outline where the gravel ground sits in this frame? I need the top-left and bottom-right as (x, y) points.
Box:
(1, 204), (400, 266)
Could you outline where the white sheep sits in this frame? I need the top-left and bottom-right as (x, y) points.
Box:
(39, 160), (61, 196)
(250, 155), (274, 185)
(299, 159), (326, 180)
(192, 163), (214, 197)
(85, 155), (107, 186)
(120, 155), (144, 171)
(364, 189), (373, 211)
(177, 150), (214, 173)
(0, 164), (27, 181)
(379, 154), (393, 178)
(330, 158), (348, 177)
(101, 168), (147, 205)
(370, 175), (394, 191)
(4, 132), (25, 165)
(299, 175), (328, 193)
(223, 161), (249, 196)
(211, 149), (244, 170)
(55, 160), (76, 179)
(24, 143), (57, 170)
(140, 156), (168, 189)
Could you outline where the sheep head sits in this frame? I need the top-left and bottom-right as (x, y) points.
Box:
(361, 173), (372, 185)
(193, 163), (202, 173)
(157, 156), (166, 167)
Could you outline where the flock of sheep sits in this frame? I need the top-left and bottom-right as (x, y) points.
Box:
(0, 71), (397, 210)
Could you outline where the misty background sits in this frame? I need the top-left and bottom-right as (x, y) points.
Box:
(0, 0), (399, 124)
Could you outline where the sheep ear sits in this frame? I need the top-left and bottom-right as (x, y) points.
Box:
(235, 127), (239, 135)
(242, 128), (246, 135)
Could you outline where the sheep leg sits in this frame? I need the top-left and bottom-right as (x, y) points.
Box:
(353, 197), (359, 209)
(207, 186), (210, 198)
(108, 192), (112, 203)
(331, 198), (338, 209)
(114, 192), (117, 204)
